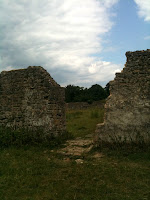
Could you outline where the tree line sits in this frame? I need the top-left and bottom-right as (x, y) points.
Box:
(65, 83), (110, 103)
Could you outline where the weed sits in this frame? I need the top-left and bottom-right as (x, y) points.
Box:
(66, 111), (83, 120)
(0, 127), (73, 149)
(90, 109), (99, 118)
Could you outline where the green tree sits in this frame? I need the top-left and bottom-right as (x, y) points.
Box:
(88, 84), (107, 101)
(104, 82), (110, 97)
(65, 84), (107, 103)
(65, 85), (84, 102)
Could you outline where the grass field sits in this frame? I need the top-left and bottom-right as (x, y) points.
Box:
(0, 107), (150, 200)
(66, 107), (104, 138)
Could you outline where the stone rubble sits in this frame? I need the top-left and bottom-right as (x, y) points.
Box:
(57, 137), (93, 157)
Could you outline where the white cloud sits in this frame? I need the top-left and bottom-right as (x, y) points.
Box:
(134, 0), (150, 22)
(87, 60), (122, 84)
(0, 0), (120, 87)
(5, 66), (14, 71)
(144, 35), (150, 40)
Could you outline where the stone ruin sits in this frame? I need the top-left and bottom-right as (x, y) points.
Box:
(0, 66), (66, 137)
(95, 49), (150, 145)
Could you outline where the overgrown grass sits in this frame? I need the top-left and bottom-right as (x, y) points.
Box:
(0, 127), (72, 149)
(0, 146), (150, 200)
(66, 107), (104, 138)
(0, 107), (150, 199)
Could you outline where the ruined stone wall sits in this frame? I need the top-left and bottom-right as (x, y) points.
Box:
(0, 66), (66, 137)
(95, 50), (150, 145)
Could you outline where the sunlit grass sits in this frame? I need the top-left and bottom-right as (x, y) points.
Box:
(66, 107), (104, 138)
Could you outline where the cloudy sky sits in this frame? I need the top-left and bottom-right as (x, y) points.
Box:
(0, 0), (150, 87)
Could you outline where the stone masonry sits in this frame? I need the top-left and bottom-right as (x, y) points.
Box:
(95, 50), (150, 145)
(0, 66), (66, 137)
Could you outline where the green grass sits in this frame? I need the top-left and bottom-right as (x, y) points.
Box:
(0, 107), (150, 200)
(66, 107), (104, 138)
(0, 127), (72, 148)
(0, 146), (150, 200)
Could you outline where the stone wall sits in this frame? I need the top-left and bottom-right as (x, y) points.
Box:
(66, 100), (105, 110)
(0, 66), (66, 137)
(95, 50), (150, 145)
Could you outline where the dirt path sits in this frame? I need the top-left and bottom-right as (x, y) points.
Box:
(56, 134), (103, 163)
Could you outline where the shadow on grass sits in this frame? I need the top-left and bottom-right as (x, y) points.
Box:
(0, 126), (74, 149)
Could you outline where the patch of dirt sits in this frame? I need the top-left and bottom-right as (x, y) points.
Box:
(57, 136), (93, 157)
(93, 152), (104, 159)
(56, 134), (104, 163)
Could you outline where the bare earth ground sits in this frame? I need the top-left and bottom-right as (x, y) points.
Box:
(56, 134), (103, 163)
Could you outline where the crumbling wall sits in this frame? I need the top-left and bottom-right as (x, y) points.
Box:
(0, 66), (66, 137)
(95, 50), (150, 145)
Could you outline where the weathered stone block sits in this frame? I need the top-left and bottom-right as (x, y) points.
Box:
(95, 49), (150, 145)
(0, 66), (66, 137)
